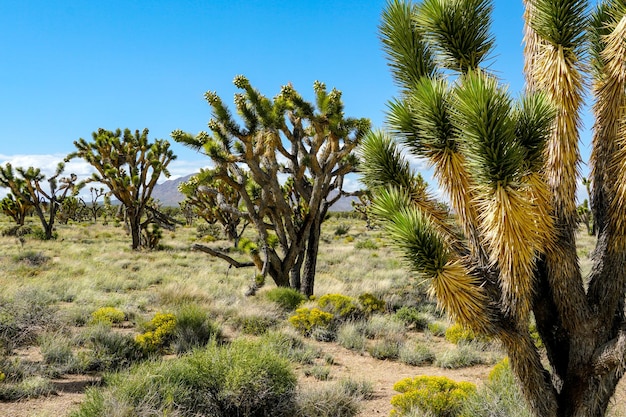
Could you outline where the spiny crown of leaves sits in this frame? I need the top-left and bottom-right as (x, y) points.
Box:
(380, 0), (438, 93)
(452, 70), (525, 189)
(415, 0), (495, 72)
(358, 130), (417, 191)
(589, 0), (626, 74)
(529, 0), (588, 51)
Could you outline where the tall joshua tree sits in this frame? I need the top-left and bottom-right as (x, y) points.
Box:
(68, 128), (176, 249)
(361, 1), (626, 416)
(173, 76), (370, 295)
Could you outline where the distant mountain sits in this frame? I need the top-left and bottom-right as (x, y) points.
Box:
(152, 174), (357, 211)
(152, 174), (193, 207)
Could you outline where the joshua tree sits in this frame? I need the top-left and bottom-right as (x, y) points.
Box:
(0, 162), (77, 239)
(173, 76), (370, 295)
(68, 128), (176, 249)
(361, 0), (626, 416)
(178, 168), (248, 247)
(0, 193), (32, 226)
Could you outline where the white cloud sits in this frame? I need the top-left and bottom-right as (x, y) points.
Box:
(165, 159), (213, 182)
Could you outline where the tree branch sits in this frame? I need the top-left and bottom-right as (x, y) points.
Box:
(191, 243), (255, 268)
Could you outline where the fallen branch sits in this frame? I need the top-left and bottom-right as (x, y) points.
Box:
(191, 243), (255, 268)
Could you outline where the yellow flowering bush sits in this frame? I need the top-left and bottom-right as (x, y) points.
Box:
(288, 308), (333, 335)
(135, 312), (177, 353)
(390, 375), (476, 417)
(317, 293), (360, 319)
(91, 307), (125, 325)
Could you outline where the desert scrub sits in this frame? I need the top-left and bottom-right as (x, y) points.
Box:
(304, 365), (332, 381)
(90, 307), (125, 326)
(399, 341), (435, 366)
(289, 307), (334, 336)
(390, 375), (476, 417)
(461, 358), (532, 417)
(363, 314), (406, 340)
(367, 338), (401, 360)
(76, 324), (145, 372)
(71, 339), (297, 417)
(394, 306), (430, 330)
(135, 312), (177, 353)
(435, 344), (485, 369)
(296, 384), (360, 417)
(427, 321), (448, 337)
(337, 322), (367, 352)
(260, 330), (320, 365)
(358, 292), (386, 314)
(0, 376), (55, 401)
(172, 303), (221, 353)
(232, 313), (278, 335)
(265, 287), (306, 310)
(317, 293), (361, 320)
(39, 331), (76, 373)
(444, 323), (477, 345)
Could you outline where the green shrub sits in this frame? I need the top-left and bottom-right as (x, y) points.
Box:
(232, 314), (278, 335)
(260, 331), (320, 365)
(71, 339), (297, 417)
(304, 365), (332, 381)
(435, 344), (485, 369)
(390, 375), (476, 417)
(0, 376), (55, 401)
(172, 304), (221, 353)
(368, 339), (400, 360)
(399, 342), (436, 366)
(289, 307), (334, 336)
(354, 238), (379, 250)
(363, 314), (406, 340)
(39, 332), (75, 368)
(90, 307), (125, 326)
(461, 357), (532, 417)
(296, 384), (360, 417)
(76, 324), (145, 372)
(444, 323), (476, 344)
(135, 312), (177, 353)
(317, 293), (361, 320)
(13, 250), (50, 266)
(338, 378), (374, 400)
(395, 306), (430, 330)
(334, 223), (351, 236)
(358, 293), (386, 314)
(427, 321), (447, 337)
(337, 322), (366, 352)
(265, 287), (306, 310)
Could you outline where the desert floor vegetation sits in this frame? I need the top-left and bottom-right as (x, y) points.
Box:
(0, 214), (624, 416)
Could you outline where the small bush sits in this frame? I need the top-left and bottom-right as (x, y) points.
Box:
(399, 342), (435, 366)
(390, 375), (476, 417)
(76, 324), (145, 372)
(289, 307), (334, 336)
(354, 238), (379, 250)
(232, 314), (278, 335)
(71, 339), (297, 417)
(334, 223), (351, 236)
(135, 312), (177, 353)
(338, 378), (374, 400)
(368, 339), (400, 360)
(304, 365), (332, 381)
(260, 331), (320, 365)
(444, 323), (476, 345)
(363, 314), (406, 340)
(265, 287), (306, 310)
(39, 332), (75, 369)
(358, 293), (386, 314)
(0, 376), (55, 401)
(317, 293), (361, 320)
(435, 344), (485, 369)
(461, 357), (532, 417)
(337, 322), (366, 352)
(395, 306), (430, 330)
(172, 304), (221, 353)
(90, 307), (125, 326)
(427, 321), (447, 337)
(296, 384), (360, 417)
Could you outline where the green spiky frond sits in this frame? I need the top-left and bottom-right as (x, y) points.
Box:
(380, 0), (437, 92)
(378, 195), (491, 332)
(415, 0), (494, 73)
(529, 0), (588, 52)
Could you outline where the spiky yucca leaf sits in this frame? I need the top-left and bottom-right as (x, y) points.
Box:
(380, 0), (437, 92)
(400, 77), (483, 258)
(595, 12), (626, 247)
(383, 204), (491, 332)
(514, 91), (556, 171)
(416, 0), (494, 72)
(526, 0), (586, 226)
(453, 71), (525, 190)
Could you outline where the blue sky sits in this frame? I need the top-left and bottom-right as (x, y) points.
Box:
(0, 1), (592, 198)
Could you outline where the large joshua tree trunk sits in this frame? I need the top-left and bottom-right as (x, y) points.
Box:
(366, 1), (626, 416)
